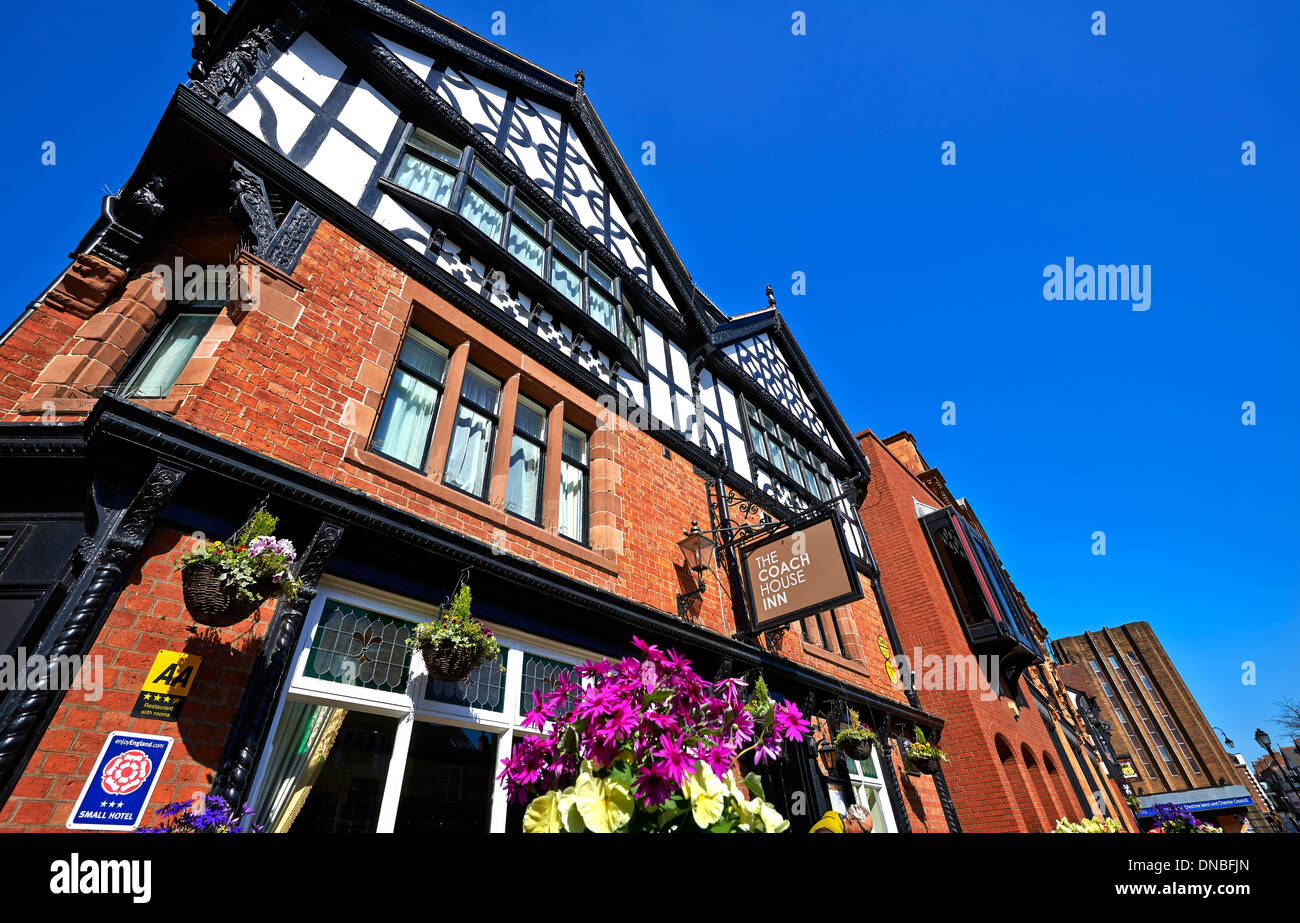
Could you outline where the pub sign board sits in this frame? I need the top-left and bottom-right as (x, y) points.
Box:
(741, 510), (863, 634)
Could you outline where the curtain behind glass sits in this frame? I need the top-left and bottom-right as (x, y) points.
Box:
(250, 701), (349, 833)
(372, 369), (438, 468)
(395, 154), (455, 205)
(505, 436), (541, 519)
(125, 313), (214, 398)
(559, 461), (583, 539)
(445, 405), (492, 495)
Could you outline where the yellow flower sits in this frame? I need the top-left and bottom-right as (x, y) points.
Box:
(556, 787), (586, 833)
(523, 792), (562, 833)
(682, 762), (727, 829)
(756, 799), (789, 833)
(573, 771), (632, 833)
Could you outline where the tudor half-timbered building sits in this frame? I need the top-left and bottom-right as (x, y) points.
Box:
(0, 0), (958, 833)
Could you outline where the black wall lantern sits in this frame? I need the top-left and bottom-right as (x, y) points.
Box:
(676, 518), (714, 618)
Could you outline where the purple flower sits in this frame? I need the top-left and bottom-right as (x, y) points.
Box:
(752, 735), (783, 764)
(635, 764), (676, 807)
(655, 734), (693, 784)
(773, 700), (811, 742)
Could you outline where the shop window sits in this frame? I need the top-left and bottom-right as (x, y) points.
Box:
(250, 585), (593, 833)
(444, 365), (501, 499)
(117, 306), (219, 399)
(830, 750), (896, 833)
(393, 723), (500, 833)
(370, 328), (450, 470)
(558, 424), (588, 542)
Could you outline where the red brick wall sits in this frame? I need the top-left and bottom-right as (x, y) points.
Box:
(858, 430), (1081, 832)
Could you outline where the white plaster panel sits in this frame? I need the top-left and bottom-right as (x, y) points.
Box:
(305, 129), (375, 205)
(272, 33), (345, 106)
(337, 80), (400, 152)
(372, 194), (430, 251)
(228, 76), (314, 155)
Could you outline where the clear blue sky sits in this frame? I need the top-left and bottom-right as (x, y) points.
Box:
(3, 2), (1296, 762)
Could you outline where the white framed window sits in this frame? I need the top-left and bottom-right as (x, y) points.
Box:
(246, 577), (594, 833)
(827, 750), (898, 833)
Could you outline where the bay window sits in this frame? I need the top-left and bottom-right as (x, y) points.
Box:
(392, 128), (460, 206)
(918, 506), (1042, 673)
(370, 328), (449, 470)
(381, 124), (639, 357)
(444, 364), (501, 499)
(743, 397), (838, 504)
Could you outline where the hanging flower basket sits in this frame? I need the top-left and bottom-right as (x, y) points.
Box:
(905, 755), (942, 776)
(418, 640), (482, 683)
(833, 709), (878, 762)
(838, 736), (876, 762)
(903, 727), (948, 776)
(176, 508), (302, 628)
(406, 582), (501, 686)
(180, 562), (276, 628)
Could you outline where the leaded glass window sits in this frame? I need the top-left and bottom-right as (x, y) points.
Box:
(424, 646), (509, 711)
(520, 653), (579, 716)
(303, 600), (413, 692)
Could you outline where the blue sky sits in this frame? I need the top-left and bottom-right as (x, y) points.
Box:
(2, 2), (1296, 763)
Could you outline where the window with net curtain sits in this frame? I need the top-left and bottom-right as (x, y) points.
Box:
(120, 311), (218, 398)
(558, 424), (587, 541)
(371, 329), (449, 470)
(505, 394), (546, 522)
(444, 365), (501, 498)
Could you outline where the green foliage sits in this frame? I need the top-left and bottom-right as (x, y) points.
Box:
(834, 708), (879, 751)
(907, 726), (949, 762)
(177, 513), (302, 603)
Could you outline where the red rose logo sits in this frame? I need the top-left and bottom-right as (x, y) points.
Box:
(101, 749), (152, 795)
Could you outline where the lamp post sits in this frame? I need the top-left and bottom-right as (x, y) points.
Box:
(1212, 726), (1235, 750)
(675, 519), (715, 619)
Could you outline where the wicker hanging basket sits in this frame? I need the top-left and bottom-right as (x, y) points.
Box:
(419, 640), (482, 683)
(837, 736), (877, 762)
(181, 562), (279, 628)
(906, 755), (942, 776)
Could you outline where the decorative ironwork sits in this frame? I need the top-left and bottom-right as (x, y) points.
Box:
(209, 515), (346, 808)
(0, 462), (185, 803)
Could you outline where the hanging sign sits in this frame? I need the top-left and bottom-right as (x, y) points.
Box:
(66, 732), (174, 830)
(130, 650), (202, 721)
(1116, 756), (1139, 781)
(741, 510), (863, 634)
